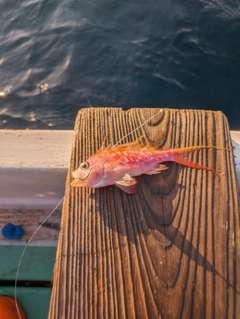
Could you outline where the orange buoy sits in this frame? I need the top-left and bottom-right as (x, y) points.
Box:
(0, 295), (27, 319)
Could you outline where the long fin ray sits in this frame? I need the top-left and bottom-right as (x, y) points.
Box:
(174, 156), (217, 178)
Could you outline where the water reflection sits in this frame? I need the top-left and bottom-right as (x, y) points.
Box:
(0, 0), (240, 129)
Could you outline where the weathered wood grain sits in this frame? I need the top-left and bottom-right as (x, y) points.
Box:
(48, 108), (240, 319)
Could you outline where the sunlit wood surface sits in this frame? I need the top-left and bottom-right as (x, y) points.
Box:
(49, 108), (240, 319)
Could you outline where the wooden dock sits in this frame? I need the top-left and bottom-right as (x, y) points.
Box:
(48, 108), (240, 319)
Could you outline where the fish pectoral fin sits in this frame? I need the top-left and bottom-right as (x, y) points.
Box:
(145, 164), (169, 175)
(114, 174), (137, 194)
(115, 184), (137, 194)
(115, 173), (137, 186)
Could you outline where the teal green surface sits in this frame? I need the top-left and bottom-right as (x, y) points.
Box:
(0, 286), (51, 319)
(0, 246), (56, 281)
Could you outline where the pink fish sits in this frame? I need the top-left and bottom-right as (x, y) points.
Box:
(71, 141), (220, 194)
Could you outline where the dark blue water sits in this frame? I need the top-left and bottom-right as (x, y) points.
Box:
(1, 0), (240, 129)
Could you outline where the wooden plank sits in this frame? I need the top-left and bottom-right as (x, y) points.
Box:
(49, 108), (240, 319)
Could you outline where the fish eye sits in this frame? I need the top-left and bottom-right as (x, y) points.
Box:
(79, 161), (89, 170)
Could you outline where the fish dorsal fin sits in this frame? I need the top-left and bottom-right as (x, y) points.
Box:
(127, 135), (147, 148)
(96, 136), (158, 155)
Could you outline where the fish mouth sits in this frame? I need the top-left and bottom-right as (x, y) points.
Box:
(71, 178), (81, 187)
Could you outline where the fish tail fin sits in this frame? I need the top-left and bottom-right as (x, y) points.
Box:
(173, 156), (219, 180)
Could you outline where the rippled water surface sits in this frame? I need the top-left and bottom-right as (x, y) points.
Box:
(0, 0), (240, 129)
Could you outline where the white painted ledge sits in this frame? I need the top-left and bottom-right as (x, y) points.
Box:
(0, 130), (239, 212)
(231, 131), (240, 185)
(0, 130), (73, 210)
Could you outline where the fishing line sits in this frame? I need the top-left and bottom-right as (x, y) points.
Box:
(86, 97), (93, 108)
(74, 108), (164, 181)
(113, 109), (163, 147)
(15, 187), (72, 319)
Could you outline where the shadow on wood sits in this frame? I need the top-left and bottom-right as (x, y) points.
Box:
(48, 108), (240, 319)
